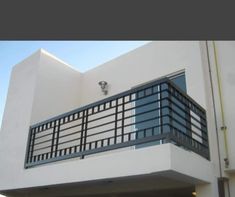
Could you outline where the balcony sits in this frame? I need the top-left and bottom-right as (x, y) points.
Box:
(25, 78), (209, 168)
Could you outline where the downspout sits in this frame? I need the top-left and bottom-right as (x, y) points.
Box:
(205, 41), (223, 177)
(212, 41), (229, 167)
(206, 41), (231, 197)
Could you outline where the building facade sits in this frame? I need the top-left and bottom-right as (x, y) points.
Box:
(0, 41), (234, 197)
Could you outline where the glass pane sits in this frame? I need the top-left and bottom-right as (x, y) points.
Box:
(170, 74), (189, 135)
(171, 74), (186, 92)
(135, 73), (187, 149)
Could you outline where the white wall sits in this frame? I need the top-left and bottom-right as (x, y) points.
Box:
(229, 174), (235, 197)
(30, 49), (82, 124)
(0, 49), (83, 190)
(0, 42), (223, 195)
(81, 41), (206, 109)
(0, 51), (40, 189)
(212, 41), (235, 197)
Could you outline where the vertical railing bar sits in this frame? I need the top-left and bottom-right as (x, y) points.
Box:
(168, 83), (173, 134)
(26, 128), (33, 163)
(159, 84), (163, 135)
(50, 120), (58, 159)
(80, 110), (86, 158)
(121, 97), (125, 143)
(128, 132), (131, 141)
(54, 120), (61, 157)
(83, 109), (89, 154)
(95, 141), (98, 149)
(28, 128), (36, 163)
(114, 99), (118, 144)
(201, 112), (209, 159)
(143, 129), (146, 138)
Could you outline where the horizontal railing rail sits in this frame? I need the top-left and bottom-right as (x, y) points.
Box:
(25, 78), (209, 168)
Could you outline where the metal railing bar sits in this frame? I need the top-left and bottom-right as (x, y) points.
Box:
(85, 99), (160, 125)
(168, 105), (207, 134)
(31, 87), (167, 136)
(44, 125), (164, 156)
(25, 132), (170, 168)
(166, 80), (206, 113)
(169, 129), (209, 159)
(59, 129), (82, 139)
(85, 107), (161, 132)
(34, 131), (53, 140)
(168, 114), (208, 142)
(85, 114), (169, 138)
(164, 95), (207, 125)
(31, 90), (163, 136)
(169, 124), (208, 148)
(166, 91), (207, 121)
(33, 138), (53, 146)
(169, 92), (207, 121)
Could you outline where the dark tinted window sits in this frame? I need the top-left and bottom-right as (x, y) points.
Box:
(135, 73), (187, 148)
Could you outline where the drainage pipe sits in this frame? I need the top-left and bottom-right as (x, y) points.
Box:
(205, 41), (223, 177)
(212, 41), (229, 167)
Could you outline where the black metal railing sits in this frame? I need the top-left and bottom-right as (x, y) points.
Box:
(25, 78), (209, 168)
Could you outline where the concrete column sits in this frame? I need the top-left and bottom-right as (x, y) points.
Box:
(196, 178), (219, 197)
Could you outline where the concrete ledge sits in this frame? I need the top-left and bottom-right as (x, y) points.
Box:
(0, 143), (214, 191)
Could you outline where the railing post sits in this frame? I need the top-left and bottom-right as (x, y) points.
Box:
(185, 100), (192, 139)
(114, 99), (118, 144)
(162, 81), (172, 143)
(160, 82), (171, 143)
(83, 109), (89, 153)
(168, 83), (173, 137)
(80, 110), (86, 158)
(26, 127), (35, 165)
(201, 112), (210, 159)
(159, 84), (163, 135)
(50, 120), (58, 158)
(54, 121), (61, 157)
(121, 97), (125, 143)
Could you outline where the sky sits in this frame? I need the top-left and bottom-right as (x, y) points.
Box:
(0, 41), (149, 129)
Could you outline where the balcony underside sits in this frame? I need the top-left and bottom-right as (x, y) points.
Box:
(1, 174), (195, 197)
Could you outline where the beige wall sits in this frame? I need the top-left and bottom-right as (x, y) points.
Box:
(30, 49), (82, 124)
(1, 41), (235, 196)
(80, 41), (206, 109)
(0, 51), (40, 189)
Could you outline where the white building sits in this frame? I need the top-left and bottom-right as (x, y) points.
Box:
(0, 41), (234, 197)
